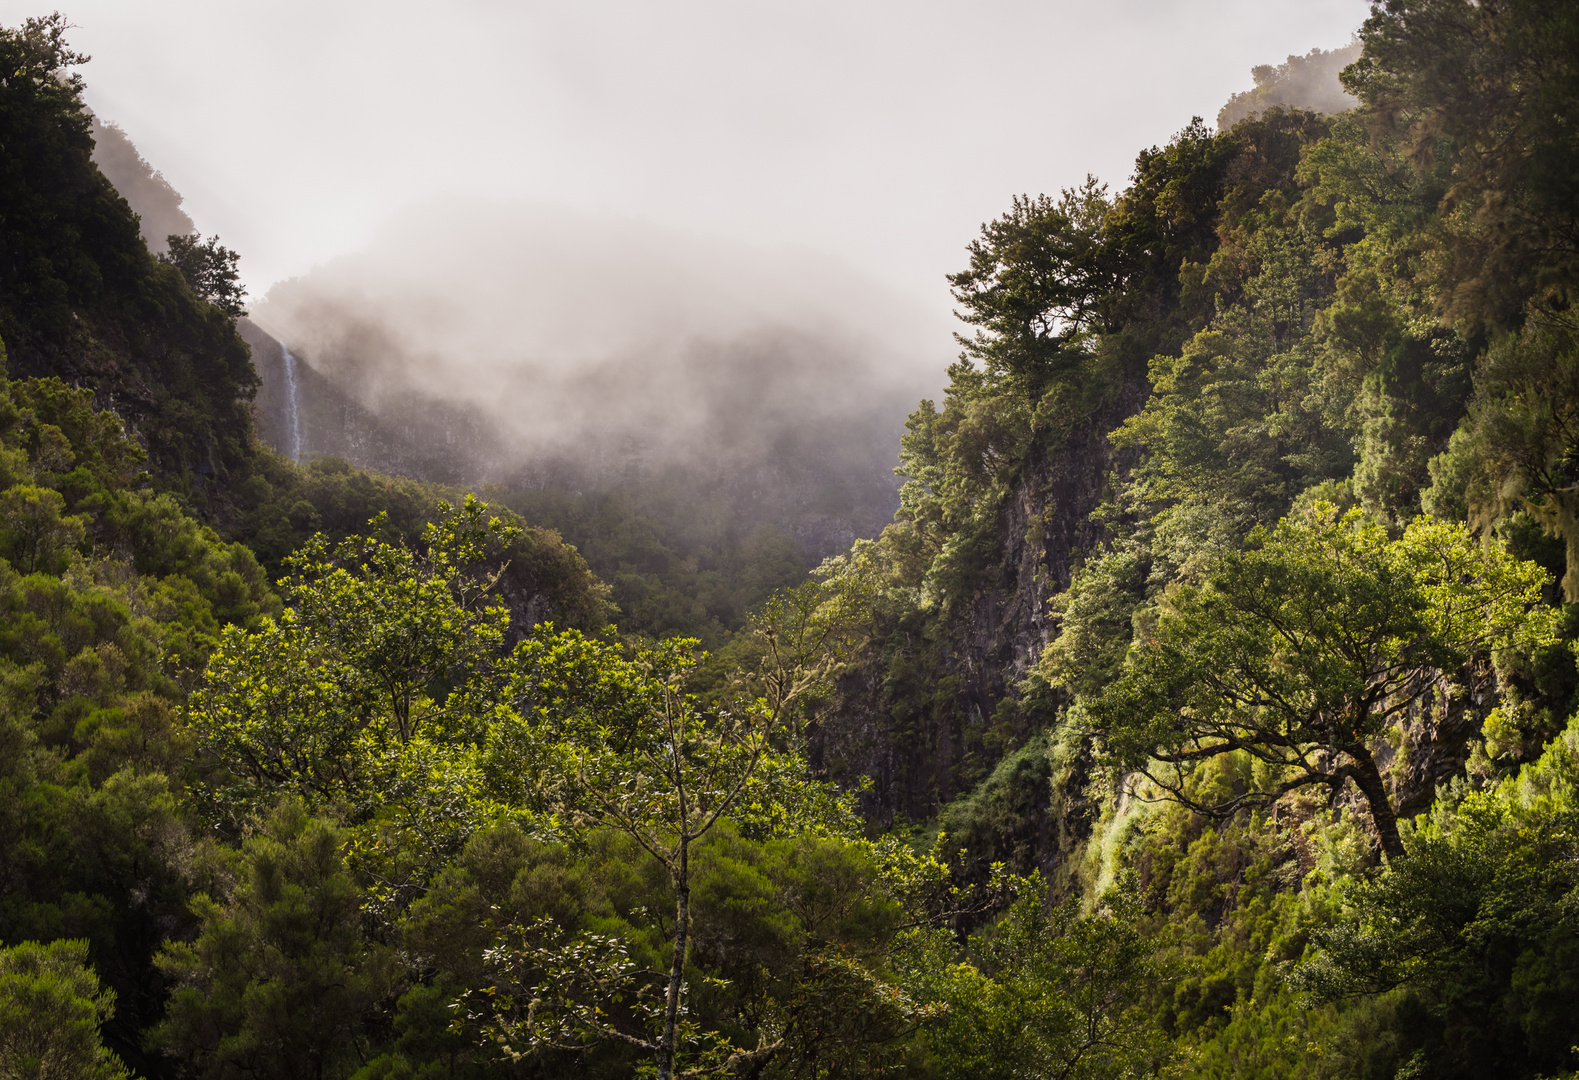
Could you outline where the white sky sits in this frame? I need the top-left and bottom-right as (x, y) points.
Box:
(15, 0), (1369, 314)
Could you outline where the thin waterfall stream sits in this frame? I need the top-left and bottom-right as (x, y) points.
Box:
(281, 345), (304, 462)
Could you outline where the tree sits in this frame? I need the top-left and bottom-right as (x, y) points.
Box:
(1343, 0), (1579, 331)
(1427, 322), (1579, 598)
(159, 234), (247, 318)
(188, 496), (517, 819)
(1216, 44), (1360, 129)
(0, 484), (86, 574)
(453, 825), (928, 1079)
(1108, 321), (1348, 562)
(1088, 504), (1555, 861)
(0, 938), (132, 1080)
(948, 179), (1112, 400)
(476, 582), (850, 1079)
(488, 634), (793, 1078)
(1297, 785), (1579, 1077)
(901, 873), (1163, 1080)
(185, 496), (529, 926)
(151, 800), (396, 1080)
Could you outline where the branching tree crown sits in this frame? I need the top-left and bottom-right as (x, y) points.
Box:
(188, 496), (519, 850)
(948, 179), (1112, 401)
(474, 572), (861, 1078)
(159, 233), (247, 318)
(1088, 503), (1556, 860)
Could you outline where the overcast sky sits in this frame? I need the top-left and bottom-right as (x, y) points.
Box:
(13, 0), (1369, 313)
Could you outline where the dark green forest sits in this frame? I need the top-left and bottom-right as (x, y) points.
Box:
(2, 3), (1579, 1077)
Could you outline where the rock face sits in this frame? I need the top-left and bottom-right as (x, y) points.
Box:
(811, 375), (1489, 860)
(814, 408), (1130, 827)
(242, 318), (506, 485)
(1384, 671), (1502, 818)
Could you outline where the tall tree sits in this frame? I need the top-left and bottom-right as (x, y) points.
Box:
(479, 582), (848, 1078)
(160, 234), (247, 319)
(188, 496), (517, 820)
(1344, 0), (1579, 331)
(151, 801), (396, 1080)
(948, 179), (1112, 401)
(1429, 323), (1579, 597)
(1088, 504), (1554, 860)
(0, 939), (131, 1080)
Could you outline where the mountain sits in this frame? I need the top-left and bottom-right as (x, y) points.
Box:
(86, 116), (195, 254)
(0, 28), (255, 498)
(247, 201), (945, 566)
(6, 6), (1579, 1078)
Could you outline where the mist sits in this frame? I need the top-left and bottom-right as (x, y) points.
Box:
(87, 116), (193, 253)
(54, 0), (1372, 304)
(1217, 42), (1361, 129)
(67, 0), (1372, 559)
(249, 199), (951, 545)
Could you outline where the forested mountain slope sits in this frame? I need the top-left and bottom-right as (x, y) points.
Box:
(0, 21), (611, 1071)
(0, 21), (253, 496)
(85, 116), (194, 256)
(801, 0), (1579, 1071)
(239, 317), (824, 646)
(815, 110), (1348, 822)
(2, 3), (1579, 1080)
(816, 0), (1578, 832)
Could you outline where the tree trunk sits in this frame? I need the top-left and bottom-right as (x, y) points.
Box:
(657, 836), (691, 1080)
(1348, 746), (1406, 862)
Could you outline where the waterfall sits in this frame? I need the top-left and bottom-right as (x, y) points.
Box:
(281, 345), (304, 462)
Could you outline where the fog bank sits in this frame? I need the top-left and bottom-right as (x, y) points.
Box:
(252, 200), (950, 482)
(89, 116), (194, 253)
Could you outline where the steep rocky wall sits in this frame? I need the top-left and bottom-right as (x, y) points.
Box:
(814, 405), (1133, 826)
(243, 318), (506, 484)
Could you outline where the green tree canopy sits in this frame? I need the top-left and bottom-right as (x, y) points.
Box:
(1089, 504), (1554, 860)
(188, 496), (517, 820)
(1345, 0), (1579, 330)
(901, 872), (1163, 1080)
(948, 180), (1113, 401)
(159, 234), (247, 319)
(1298, 774), (1579, 1077)
(151, 800), (396, 1080)
(479, 594), (848, 1078)
(0, 938), (131, 1080)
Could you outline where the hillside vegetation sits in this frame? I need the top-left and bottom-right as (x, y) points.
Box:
(0, 3), (1577, 1079)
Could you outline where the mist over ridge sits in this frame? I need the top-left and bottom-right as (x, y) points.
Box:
(87, 115), (194, 253)
(253, 198), (948, 479)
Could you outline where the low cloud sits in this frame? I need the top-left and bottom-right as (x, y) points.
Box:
(252, 198), (949, 480)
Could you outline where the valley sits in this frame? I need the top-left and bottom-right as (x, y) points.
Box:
(1, 11), (1576, 1080)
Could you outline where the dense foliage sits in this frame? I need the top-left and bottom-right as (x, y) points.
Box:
(0, 15), (257, 494)
(3, 3), (1579, 1079)
(497, 482), (810, 647)
(798, 0), (1579, 1075)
